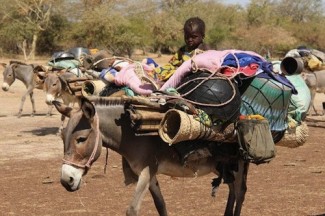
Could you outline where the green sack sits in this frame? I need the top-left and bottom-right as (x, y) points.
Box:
(48, 59), (81, 69)
(236, 119), (276, 164)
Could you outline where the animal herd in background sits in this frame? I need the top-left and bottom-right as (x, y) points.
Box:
(0, 48), (130, 118)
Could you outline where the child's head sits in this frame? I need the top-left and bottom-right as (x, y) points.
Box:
(183, 17), (206, 51)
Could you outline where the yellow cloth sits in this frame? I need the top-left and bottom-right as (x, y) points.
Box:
(153, 47), (201, 81)
(307, 55), (323, 71)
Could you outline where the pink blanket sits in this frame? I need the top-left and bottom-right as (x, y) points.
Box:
(160, 50), (265, 91)
(114, 50), (265, 95)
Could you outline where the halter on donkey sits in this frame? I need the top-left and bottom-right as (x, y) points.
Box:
(53, 97), (249, 216)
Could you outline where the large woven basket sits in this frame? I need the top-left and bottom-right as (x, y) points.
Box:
(158, 109), (229, 145)
(81, 80), (106, 97)
(276, 121), (309, 148)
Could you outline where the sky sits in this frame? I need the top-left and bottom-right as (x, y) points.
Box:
(222, 0), (250, 7)
(221, 0), (325, 8)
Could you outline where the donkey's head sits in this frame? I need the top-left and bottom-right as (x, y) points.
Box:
(1, 63), (17, 91)
(53, 98), (102, 191)
(44, 72), (64, 105)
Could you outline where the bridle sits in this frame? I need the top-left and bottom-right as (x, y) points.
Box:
(62, 113), (100, 171)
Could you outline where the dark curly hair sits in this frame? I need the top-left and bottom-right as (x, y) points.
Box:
(183, 17), (206, 37)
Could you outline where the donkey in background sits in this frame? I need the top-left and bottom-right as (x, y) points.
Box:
(44, 70), (80, 132)
(302, 70), (325, 116)
(1, 61), (52, 117)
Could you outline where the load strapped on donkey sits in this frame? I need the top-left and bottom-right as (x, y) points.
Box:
(56, 49), (311, 216)
(65, 49), (306, 165)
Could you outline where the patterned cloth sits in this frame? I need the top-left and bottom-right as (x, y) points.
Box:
(153, 45), (205, 81)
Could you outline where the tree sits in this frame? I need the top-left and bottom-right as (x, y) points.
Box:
(150, 12), (182, 56)
(275, 0), (323, 23)
(246, 0), (275, 27)
(0, 0), (59, 60)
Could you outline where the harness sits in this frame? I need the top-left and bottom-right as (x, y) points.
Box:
(62, 113), (100, 171)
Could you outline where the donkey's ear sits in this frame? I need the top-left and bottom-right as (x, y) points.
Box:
(0, 63), (6, 68)
(80, 97), (95, 119)
(11, 63), (19, 69)
(52, 100), (73, 117)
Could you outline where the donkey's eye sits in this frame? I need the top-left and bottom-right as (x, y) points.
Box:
(76, 137), (87, 144)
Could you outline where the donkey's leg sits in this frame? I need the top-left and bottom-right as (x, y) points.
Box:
(223, 163), (236, 216)
(127, 166), (151, 216)
(309, 90), (317, 115)
(223, 160), (249, 216)
(29, 91), (36, 117)
(225, 182), (235, 216)
(18, 88), (33, 118)
(233, 160), (249, 216)
(149, 176), (167, 216)
(122, 157), (138, 185)
(58, 114), (65, 135)
(46, 105), (53, 117)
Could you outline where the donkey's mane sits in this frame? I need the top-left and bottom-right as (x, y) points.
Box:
(88, 96), (125, 107)
(9, 60), (29, 66)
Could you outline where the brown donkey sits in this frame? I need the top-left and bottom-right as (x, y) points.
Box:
(53, 97), (249, 216)
(44, 70), (79, 132)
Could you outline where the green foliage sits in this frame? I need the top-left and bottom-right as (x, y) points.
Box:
(0, 0), (325, 58)
(37, 14), (70, 54)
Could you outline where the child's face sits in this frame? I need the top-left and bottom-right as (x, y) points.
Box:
(184, 29), (204, 51)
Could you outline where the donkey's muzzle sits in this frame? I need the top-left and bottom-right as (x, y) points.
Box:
(2, 83), (9, 91)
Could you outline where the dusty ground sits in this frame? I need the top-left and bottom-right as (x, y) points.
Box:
(0, 57), (325, 216)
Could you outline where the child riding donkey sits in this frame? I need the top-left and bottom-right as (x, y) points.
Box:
(99, 17), (211, 95)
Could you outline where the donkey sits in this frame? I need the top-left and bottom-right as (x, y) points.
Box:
(302, 70), (325, 115)
(44, 70), (80, 132)
(1, 61), (52, 117)
(53, 97), (249, 216)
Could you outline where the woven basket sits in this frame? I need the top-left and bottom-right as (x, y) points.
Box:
(158, 109), (227, 145)
(81, 80), (106, 96)
(276, 121), (309, 148)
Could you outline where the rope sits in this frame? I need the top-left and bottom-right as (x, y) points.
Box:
(92, 56), (134, 68)
(151, 50), (242, 107)
(104, 147), (109, 174)
(176, 68), (237, 107)
(150, 67), (237, 108)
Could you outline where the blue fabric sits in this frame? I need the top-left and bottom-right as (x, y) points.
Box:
(99, 68), (118, 79)
(222, 52), (298, 94)
(222, 53), (265, 67)
(99, 68), (110, 79)
(146, 58), (159, 67)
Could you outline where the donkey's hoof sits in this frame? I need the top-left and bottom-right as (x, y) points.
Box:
(56, 128), (63, 136)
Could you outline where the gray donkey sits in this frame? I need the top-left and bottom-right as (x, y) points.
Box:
(54, 97), (249, 216)
(1, 61), (52, 117)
